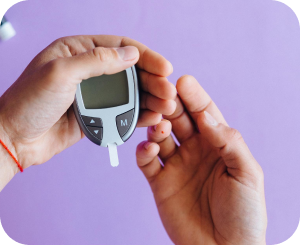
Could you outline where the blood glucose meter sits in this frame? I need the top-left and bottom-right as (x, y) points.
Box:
(73, 66), (139, 166)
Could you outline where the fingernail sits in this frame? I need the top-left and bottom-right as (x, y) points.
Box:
(115, 46), (137, 61)
(144, 142), (153, 150)
(153, 125), (157, 132)
(204, 111), (218, 126)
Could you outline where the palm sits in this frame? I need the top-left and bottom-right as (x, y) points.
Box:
(151, 133), (263, 245)
(151, 133), (219, 244)
(150, 124), (266, 245)
(137, 75), (267, 245)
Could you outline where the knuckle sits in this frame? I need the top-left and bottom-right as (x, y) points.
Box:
(228, 128), (243, 144)
(56, 36), (77, 45)
(51, 36), (79, 56)
(43, 59), (68, 84)
(120, 35), (128, 40)
(142, 93), (150, 109)
(221, 128), (244, 159)
(50, 37), (62, 46)
(56, 36), (69, 43)
(120, 36), (134, 48)
(93, 47), (116, 62)
(52, 37), (71, 48)
(46, 58), (65, 74)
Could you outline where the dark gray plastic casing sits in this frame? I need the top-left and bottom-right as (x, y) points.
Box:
(73, 66), (139, 147)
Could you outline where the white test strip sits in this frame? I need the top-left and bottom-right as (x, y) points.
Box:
(107, 143), (119, 167)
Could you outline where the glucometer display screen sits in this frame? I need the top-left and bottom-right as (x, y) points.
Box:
(81, 71), (129, 109)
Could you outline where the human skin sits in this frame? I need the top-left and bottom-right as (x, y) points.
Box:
(0, 35), (177, 191)
(136, 75), (267, 245)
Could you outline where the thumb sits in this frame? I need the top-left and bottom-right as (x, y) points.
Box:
(197, 111), (263, 183)
(47, 46), (139, 83)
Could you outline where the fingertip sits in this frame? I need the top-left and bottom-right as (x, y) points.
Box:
(169, 82), (177, 100)
(137, 111), (162, 127)
(129, 46), (140, 61)
(164, 60), (174, 76)
(171, 100), (177, 114)
(115, 46), (139, 61)
(143, 141), (154, 150)
(136, 141), (146, 153)
(162, 81), (177, 100)
(137, 141), (159, 153)
(152, 113), (163, 125)
(156, 56), (173, 77)
(164, 100), (177, 116)
(136, 141), (160, 167)
(176, 75), (197, 91)
(130, 45), (140, 55)
(147, 119), (172, 142)
(143, 49), (174, 77)
(160, 119), (172, 135)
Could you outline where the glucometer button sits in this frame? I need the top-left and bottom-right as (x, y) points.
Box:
(116, 109), (134, 137)
(87, 126), (103, 140)
(81, 116), (102, 127)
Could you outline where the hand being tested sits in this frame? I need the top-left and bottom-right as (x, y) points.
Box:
(0, 35), (176, 190)
(136, 75), (267, 245)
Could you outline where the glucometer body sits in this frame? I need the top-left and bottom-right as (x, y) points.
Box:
(73, 66), (139, 150)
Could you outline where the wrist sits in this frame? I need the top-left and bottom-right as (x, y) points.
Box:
(256, 237), (267, 245)
(0, 114), (20, 168)
(0, 123), (20, 191)
(261, 240), (267, 245)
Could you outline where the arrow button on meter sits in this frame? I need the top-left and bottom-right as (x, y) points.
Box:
(87, 126), (103, 140)
(81, 116), (102, 127)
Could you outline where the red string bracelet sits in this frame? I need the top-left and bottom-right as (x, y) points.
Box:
(0, 139), (23, 172)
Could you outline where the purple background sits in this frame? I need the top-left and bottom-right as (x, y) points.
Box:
(0, 0), (300, 244)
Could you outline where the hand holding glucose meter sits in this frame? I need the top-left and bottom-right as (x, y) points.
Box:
(73, 66), (139, 167)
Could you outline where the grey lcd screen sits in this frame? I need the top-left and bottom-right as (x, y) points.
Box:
(80, 71), (129, 109)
